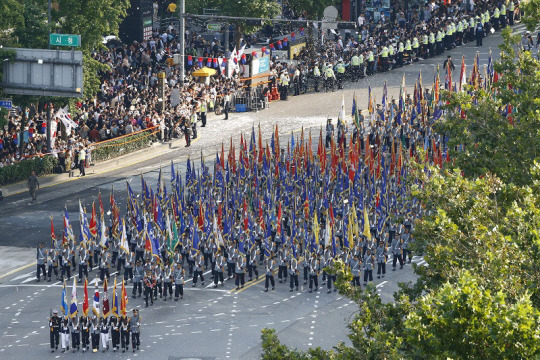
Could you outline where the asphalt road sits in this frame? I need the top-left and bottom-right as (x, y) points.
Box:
(0, 24), (521, 359)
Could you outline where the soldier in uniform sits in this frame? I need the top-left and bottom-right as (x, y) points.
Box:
(132, 260), (143, 298)
(99, 251), (110, 283)
(124, 251), (134, 282)
(120, 315), (130, 353)
(143, 270), (156, 307)
(278, 248), (288, 283)
(117, 246), (126, 273)
(60, 317), (70, 353)
(376, 240), (387, 279)
(47, 247), (59, 282)
(302, 250), (310, 285)
(248, 245), (259, 281)
(402, 227), (412, 263)
(110, 316), (120, 352)
(264, 255), (276, 292)
(192, 249), (205, 287)
(226, 244), (237, 279)
(326, 256), (337, 293)
(213, 249), (225, 287)
(162, 262), (173, 300)
(60, 245), (71, 281)
(99, 317), (109, 352)
(325, 119), (334, 148)
(70, 315), (81, 352)
(36, 242), (47, 282)
(90, 316), (100, 353)
(309, 252), (319, 293)
(49, 309), (61, 352)
(129, 309), (141, 352)
(78, 246), (89, 282)
(350, 253), (361, 287)
(135, 235), (144, 262)
(289, 254), (299, 292)
(173, 262), (185, 300)
(80, 314), (90, 352)
(363, 248), (375, 286)
(235, 253), (246, 290)
(391, 236), (404, 271)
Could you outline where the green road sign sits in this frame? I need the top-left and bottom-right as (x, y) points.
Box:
(207, 23), (222, 31)
(49, 34), (81, 47)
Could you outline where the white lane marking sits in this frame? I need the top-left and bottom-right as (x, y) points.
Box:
(376, 281), (388, 288)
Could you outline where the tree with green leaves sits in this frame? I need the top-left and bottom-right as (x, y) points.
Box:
(186, 0), (280, 48)
(439, 27), (540, 186)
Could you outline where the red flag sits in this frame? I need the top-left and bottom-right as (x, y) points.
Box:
(198, 203), (204, 230)
(98, 191), (105, 220)
(50, 216), (56, 246)
(82, 278), (89, 316)
(102, 278), (110, 318)
(145, 233), (152, 253)
(89, 202), (97, 237)
(243, 199), (248, 231)
(120, 279), (128, 317)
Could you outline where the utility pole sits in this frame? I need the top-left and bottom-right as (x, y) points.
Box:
(179, 0), (185, 83)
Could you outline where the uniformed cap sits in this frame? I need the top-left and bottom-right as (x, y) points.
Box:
(132, 308), (138, 312)
(53, 309), (58, 314)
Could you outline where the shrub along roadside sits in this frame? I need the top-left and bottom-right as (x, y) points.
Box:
(0, 156), (58, 186)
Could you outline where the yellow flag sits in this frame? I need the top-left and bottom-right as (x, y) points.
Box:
(352, 203), (359, 238)
(313, 212), (320, 245)
(363, 209), (371, 241)
(347, 212), (354, 249)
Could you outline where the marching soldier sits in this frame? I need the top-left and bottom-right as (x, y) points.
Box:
(135, 235), (144, 262)
(70, 315), (81, 352)
(117, 246), (126, 273)
(49, 309), (61, 352)
(47, 247), (59, 282)
(278, 248), (288, 283)
(124, 250), (134, 282)
(264, 255), (276, 292)
(78, 246), (89, 282)
(402, 228), (412, 263)
(60, 316), (70, 353)
(326, 256), (337, 293)
(213, 249), (225, 287)
(308, 253), (319, 293)
(289, 255), (299, 292)
(99, 317), (109, 352)
(99, 251), (110, 283)
(129, 309), (141, 352)
(192, 250), (205, 287)
(90, 316), (100, 352)
(350, 253), (361, 287)
(133, 260), (143, 298)
(391, 236), (404, 271)
(163, 262), (173, 300)
(153, 262), (163, 299)
(376, 241), (387, 279)
(80, 314), (90, 352)
(226, 244), (236, 279)
(120, 314), (130, 353)
(110, 316), (120, 352)
(248, 245), (259, 281)
(235, 253), (246, 290)
(143, 270), (156, 307)
(36, 242), (47, 282)
(302, 250), (310, 284)
(173, 262), (185, 300)
(363, 248), (375, 286)
(60, 245), (71, 281)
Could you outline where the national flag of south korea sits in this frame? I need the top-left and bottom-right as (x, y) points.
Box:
(92, 283), (100, 316)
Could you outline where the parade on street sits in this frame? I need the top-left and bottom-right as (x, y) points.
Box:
(1, 0), (538, 359)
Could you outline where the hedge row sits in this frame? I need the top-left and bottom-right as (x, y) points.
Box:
(0, 156), (58, 186)
(91, 130), (156, 163)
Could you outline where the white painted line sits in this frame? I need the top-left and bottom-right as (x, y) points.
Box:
(376, 281), (388, 288)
